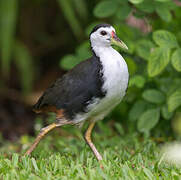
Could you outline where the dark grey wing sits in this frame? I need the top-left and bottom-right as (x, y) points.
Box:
(33, 56), (105, 118)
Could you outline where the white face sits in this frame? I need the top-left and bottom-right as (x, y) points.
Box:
(90, 26), (115, 47)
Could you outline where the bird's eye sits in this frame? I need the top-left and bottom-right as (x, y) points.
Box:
(100, 31), (107, 36)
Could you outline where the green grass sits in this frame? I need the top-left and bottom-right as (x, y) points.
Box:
(0, 122), (181, 180)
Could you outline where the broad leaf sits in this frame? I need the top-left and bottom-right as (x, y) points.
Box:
(168, 88), (181, 112)
(124, 57), (137, 75)
(142, 89), (165, 104)
(153, 30), (178, 48)
(129, 0), (143, 4)
(122, 40), (135, 54)
(133, 10), (145, 18)
(157, 1), (177, 10)
(129, 100), (148, 121)
(116, 4), (131, 20)
(156, 6), (172, 22)
(129, 75), (145, 88)
(155, 0), (170, 1)
(60, 42), (90, 70)
(135, 0), (155, 13)
(60, 55), (78, 70)
(116, 24), (136, 40)
(148, 47), (170, 77)
(161, 105), (173, 120)
(137, 108), (160, 132)
(114, 123), (124, 135)
(171, 48), (181, 72)
(93, 1), (118, 18)
(76, 42), (91, 60)
(136, 40), (155, 61)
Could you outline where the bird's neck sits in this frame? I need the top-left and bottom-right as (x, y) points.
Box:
(91, 44), (129, 101)
(91, 45), (114, 58)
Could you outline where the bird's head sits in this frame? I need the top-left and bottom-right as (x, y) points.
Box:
(90, 24), (128, 50)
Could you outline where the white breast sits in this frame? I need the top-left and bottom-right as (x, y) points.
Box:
(100, 47), (129, 99)
(74, 46), (129, 124)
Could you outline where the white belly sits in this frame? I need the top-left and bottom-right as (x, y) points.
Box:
(74, 47), (129, 124)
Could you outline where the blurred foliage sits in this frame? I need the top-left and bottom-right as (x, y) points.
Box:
(0, 0), (181, 136)
(0, 0), (17, 76)
(60, 0), (181, 136)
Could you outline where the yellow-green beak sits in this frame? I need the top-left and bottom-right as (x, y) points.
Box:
(111, 31), (128, 50)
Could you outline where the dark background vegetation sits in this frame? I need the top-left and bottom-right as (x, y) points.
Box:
(0, 0), (181, 141)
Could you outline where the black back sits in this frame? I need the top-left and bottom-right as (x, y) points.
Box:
(34, 55), (106, 119)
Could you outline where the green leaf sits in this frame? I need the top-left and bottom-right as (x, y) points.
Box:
(129, 75), (146, 88)
(136, 40), (155, 61)
(129, 100), (148, 121)
(60, 42), (90, 70)
(135, 0), (155, 13)
(155, 0), (170, 1)
(76, 42), (91, 60)
(171, 48), (181, 72)
(133, 10), (145, 18)
(174, 7), (181, 18)
(114, 123), (124, 135)
(60, 55), (78, 70)
(129, 0), (144, 4)
(137, 108), (160, 132)
(123, 40), (135, 54)
(0, 0), (18, 76)
(165, 1), (177, 10)
(156, 6), (172, 22)
(148, 47), (170, 77)
(153, 30), (178, 48)
(116, 24), (137, 40)
(116, 4), (131, 20)
(161, 105), (173, 120)
(93, 1), (118, 18)
(168, 88), (181, 112)
(142, 89), (165, 104)
(124, 56), (137, 75)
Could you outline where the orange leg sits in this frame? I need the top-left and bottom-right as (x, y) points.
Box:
(24, 123), (58, 156)
(84, 122), (103, 169)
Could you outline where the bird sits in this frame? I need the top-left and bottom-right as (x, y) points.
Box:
(24, 24), (129, 168)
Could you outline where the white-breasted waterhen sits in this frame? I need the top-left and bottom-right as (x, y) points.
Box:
(25, 24), (129, 168)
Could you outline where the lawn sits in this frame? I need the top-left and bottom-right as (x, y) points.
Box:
(0, 122), (180, 180)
